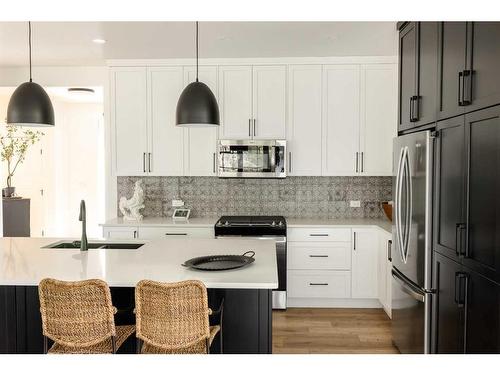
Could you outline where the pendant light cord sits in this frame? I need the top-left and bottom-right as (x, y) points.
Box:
(196, 21), (199, 82)
(28, 21), (32, 82)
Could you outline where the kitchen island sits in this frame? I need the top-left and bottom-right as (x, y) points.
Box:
(0, 237), (277, 354)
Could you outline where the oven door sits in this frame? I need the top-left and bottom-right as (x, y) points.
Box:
(215, 235), (287, 309)
(218, 139), (286, 178)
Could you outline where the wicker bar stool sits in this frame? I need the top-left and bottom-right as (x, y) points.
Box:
(135, 280), (223, 354)
(38, 278), (135, 354)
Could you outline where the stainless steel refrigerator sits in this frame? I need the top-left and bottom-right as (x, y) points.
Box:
(391, 130), (435, 354)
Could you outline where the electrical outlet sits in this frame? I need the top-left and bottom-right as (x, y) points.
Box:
(350, 200), (361, 208)
(172, 199), (184, 207)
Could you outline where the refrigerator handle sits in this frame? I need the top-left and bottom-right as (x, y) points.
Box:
(392, 270), (425, 302)
(395, 147), (405, 261)
(402, 147), (412, 262)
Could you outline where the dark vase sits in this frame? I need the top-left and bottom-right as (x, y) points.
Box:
(2, 187), (16, 198)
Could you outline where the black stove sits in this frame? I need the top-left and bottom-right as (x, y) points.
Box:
(214, 215), (287, 309)
(215, 215), (286, 237)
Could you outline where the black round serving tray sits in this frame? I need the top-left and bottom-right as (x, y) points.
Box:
(182, 251), (255, 271)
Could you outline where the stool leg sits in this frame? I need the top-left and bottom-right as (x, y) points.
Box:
(111, 336), (117, 354)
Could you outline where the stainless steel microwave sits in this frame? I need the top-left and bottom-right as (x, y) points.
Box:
(217, 139), (286, 178)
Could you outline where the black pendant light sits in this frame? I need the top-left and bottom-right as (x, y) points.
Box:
(176, 22), (219, 127)
(7, 22), (55, 127)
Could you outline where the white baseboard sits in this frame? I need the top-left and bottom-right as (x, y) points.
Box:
(287, 298), (383, 308)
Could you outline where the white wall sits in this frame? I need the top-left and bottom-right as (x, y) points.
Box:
(0, 92), (105, 238)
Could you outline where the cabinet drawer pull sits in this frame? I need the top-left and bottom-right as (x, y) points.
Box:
(309, 233), (329, 237)
(248, 119), (251, 137)
(355, 152), (359, 173)
(165, 233), (188, 236)
(143, 152), (146, 173)
(309, 255), (329, 258)
(253, 119), (256, 137)
(360, 152), (364, 172)
(148, 152), (152, 173)
(309, 283), (329, 286)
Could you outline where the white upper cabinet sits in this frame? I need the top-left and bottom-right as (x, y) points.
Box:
(351, 228), (379, 299)
(148, 67), (185, 176)
(322, 65), (361, 176)
(252, 65), (287, 139)
(360, 64), (397, 176)
(219, 65), (287, 140)
(183, 66), (219, 176)
(219, 66), (253, 139)
(111, 67), (148, 176)
(288, 65), (323, 176)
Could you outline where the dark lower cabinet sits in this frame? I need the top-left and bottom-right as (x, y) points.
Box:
(464, 267), (500, 353)
(433, 252), (465, 353)
(433, 252), (500, 353)
(463, 105), (500, 283)
(434, 105), (500, 282)
(434, 116), (466, 262)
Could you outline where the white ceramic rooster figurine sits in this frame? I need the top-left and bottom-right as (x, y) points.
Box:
(119, 180), (145, 221)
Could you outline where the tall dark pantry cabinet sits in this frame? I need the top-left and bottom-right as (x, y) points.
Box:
(398, 21), (500, 353)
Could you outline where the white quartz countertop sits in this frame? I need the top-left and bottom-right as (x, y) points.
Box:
(101, 217), (219, 227)
(286, 218), (392, 234)
(101, 216), (393, 234)
(0, 237), (278, 289)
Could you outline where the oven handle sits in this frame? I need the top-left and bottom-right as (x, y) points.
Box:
(216, 235), (286, 242)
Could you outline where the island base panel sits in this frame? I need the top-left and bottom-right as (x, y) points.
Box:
(0, 286), (272, 354)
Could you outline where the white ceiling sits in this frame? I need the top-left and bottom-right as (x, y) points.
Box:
(0, 22), (397, 66)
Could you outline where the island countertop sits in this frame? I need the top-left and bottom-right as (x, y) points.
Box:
(0, 237), (278, 289)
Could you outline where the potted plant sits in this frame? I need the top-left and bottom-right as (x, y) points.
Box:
(0, 125), (44, 198)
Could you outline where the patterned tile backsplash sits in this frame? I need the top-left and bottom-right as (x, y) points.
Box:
(117, 176), (392, 219)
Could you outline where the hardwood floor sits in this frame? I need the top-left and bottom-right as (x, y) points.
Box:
(272, 308), (399, 354)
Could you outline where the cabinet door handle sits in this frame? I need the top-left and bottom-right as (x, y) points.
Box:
(388, 239), (392, 262)
(458, 71), (464, 106)
(213, 153), (216, 174)
(309, 233), (329, 237)
(253, 119), (256, 137)
(454, 272), (468, 307)
(133, 230), (137, 239)
(309, 255), (329, 258)
(309, 283), (329, 286)
(143, 152), (146, 173)
(288, 151), (292, 173)
(456, 223), (466, 257)
(353, 232), (357, 250)
(413, 95), (419, 122)
(409, 97), (414, 122)
(165, 233), (188, 236)
(148, 153), (152, 172)
(355, 152), (359, 173)
(462, 70), (472, 106)
(360, 152), (364, 173)
(248, 119), (252, 137)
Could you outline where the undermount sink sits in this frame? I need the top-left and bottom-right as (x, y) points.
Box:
(43, 241), (145, 250)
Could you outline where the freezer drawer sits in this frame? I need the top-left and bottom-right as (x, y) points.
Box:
(391, 269), (433, 354)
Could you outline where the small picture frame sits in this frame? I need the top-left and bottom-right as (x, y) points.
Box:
(172, 208), (191, 220)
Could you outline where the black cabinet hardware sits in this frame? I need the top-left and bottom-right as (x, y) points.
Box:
(143, 152), (146, 173)
(165, 233), (188, 236)
(309, 233), (329, 237)
(309, 255), (328, 258)
(388, 239), (392, 262)
(148, 152), (152, 172)
(309, 283), (329, 286)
